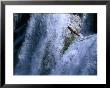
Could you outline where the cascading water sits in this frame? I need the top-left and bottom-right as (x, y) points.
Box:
(51, 34), (97, 75)
(14, 13), (97, 75)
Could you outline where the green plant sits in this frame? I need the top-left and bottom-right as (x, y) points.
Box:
(62, 34), (75, 53)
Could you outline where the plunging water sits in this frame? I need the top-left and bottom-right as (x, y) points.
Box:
(14, 13), (97, 75)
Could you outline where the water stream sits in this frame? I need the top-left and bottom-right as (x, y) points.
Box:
(14, 13), (97, 75)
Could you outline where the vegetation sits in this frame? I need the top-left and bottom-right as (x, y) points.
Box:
(62, 33), (75, 53)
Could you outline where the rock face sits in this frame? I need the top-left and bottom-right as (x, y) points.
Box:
(14, 13), (97, 75)
(14, 13), (30, 68)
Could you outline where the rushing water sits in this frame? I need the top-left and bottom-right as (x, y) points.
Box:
(14, 13), (97, 75)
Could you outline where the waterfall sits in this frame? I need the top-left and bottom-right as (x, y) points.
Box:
(14, 13), (97, 75)
(51, 34), (97, 75)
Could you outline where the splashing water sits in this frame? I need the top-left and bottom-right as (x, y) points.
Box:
(51, 34), (97, 75)
(14, 13), (97, 75)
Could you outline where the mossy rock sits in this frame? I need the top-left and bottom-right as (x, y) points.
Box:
(62, 33), (75, 53)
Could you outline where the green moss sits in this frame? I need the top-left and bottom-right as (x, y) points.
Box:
(62, 34), (75, 53)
